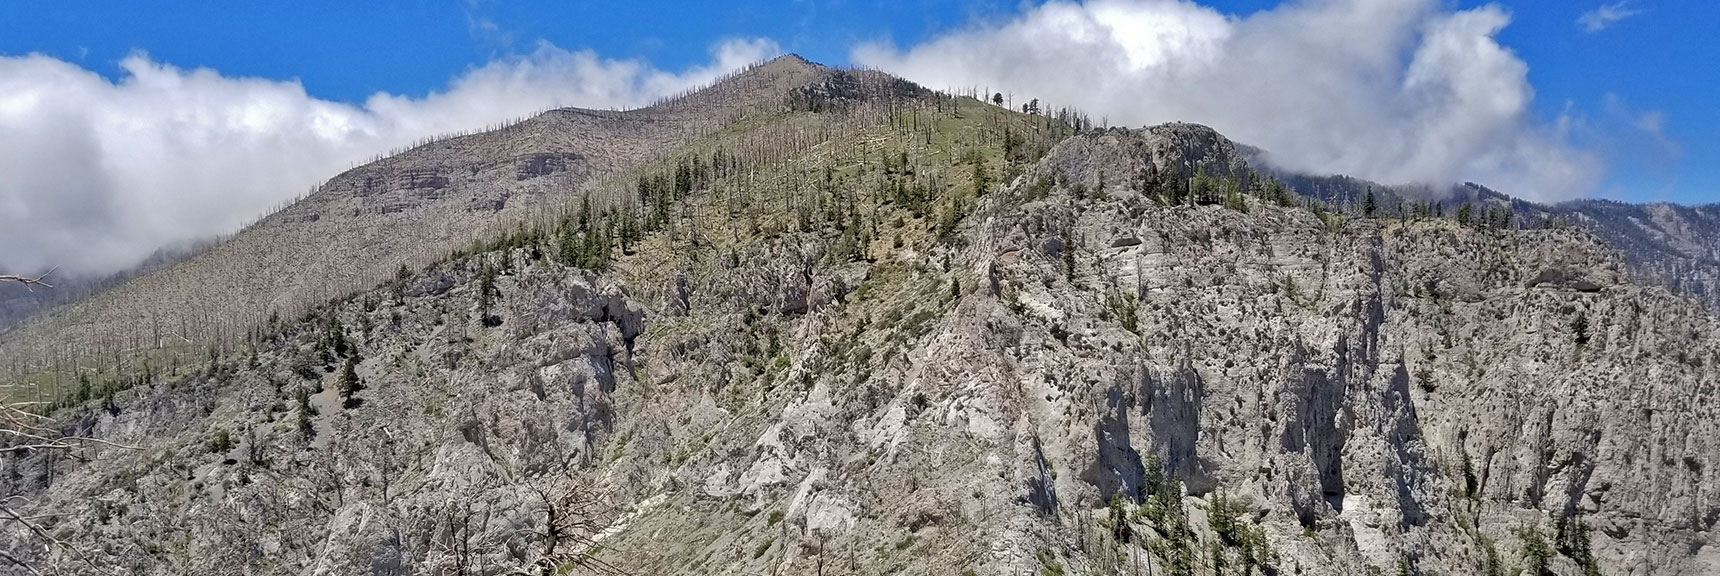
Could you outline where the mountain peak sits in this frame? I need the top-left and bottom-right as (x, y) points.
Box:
(766, 52), (818, 68)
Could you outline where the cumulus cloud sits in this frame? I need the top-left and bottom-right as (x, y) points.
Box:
(854, 0), (1602, 202)
(1578, 2), (1640, 33)
(0, 38), (778, 277)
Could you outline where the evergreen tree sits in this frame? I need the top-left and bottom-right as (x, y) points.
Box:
(478, 262), (500, 327)
(577, 195), (591, 232)
(1571, 311), (1590, 347)
(558, 223), (580, 266)
(337, 355), (362, 408)
(1519, 523), (1553, 576)
(972, 161), (990, 197)
(1164, 173), (1187, 206)
(295, 387), (315, 440)
(1223, 182), (1247, 213)
(675, 161), (693, 197)
(321, 314), (349, 367)
(1109, 494), (1133, 543)
(392, 264), (411, 303)
(619, 208), (641, 253)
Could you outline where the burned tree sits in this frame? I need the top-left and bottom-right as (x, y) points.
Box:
(0, 270), (53, 290)
(1, 270), (135, 574)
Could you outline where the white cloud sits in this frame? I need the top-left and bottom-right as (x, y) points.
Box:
(0, 38), (778, 277)
(854, 0), (1603, 202)
(1578, 2), (1640, 33)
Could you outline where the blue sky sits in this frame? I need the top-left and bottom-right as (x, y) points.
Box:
(0, 1), (1015, 102)
(1494, 1), (1717, 203)
(1, 1), (1712, 203)
(0, 1), (1716, 275)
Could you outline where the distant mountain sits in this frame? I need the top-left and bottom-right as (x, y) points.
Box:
(1546, 199), (1720, 307)
(1248, 157), (1720, 312)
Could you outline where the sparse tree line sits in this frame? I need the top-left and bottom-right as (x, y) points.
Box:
(2, 254), (639, 572)
(0, 76), (1556, 441)
(5, 78), (1554, 428)
(1036, 451), (1280, 576)
(448, 87), (1067, 281)
(0, 55), (842, 391)
(1055, 157), (1548, 235)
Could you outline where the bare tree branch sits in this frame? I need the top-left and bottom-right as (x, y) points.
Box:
(0, 270), (128, 574)
(0, 268), (56, 291)
(0, 547), (43, 576)
(0, 500), (118, 576)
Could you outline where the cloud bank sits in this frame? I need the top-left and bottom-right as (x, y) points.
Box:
(0, 39), (778, 277)
(854, 0), (1601, 202)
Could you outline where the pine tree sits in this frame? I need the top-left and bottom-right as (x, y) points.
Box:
(321, 314), (349, 367)
(972, 162), (990, 197)
(577, 194), (592, 231)
(1363, 188), (1377, 217)
(295, 387), (315, 440)
(337, 355), (362, 408)
(1571, 311), (1590, 347)
(478, 262), (500, 327)
(619, 208), (640, 253)
(1109, 494), (1133, 543)
(558, 221), (580, 266)
(392, 263), (411, 303)
(1519, 523), (1553, 576)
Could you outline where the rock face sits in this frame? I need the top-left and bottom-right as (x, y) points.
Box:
(1260, 166), (1720, 315)
(5, 78), (1720, 576)
(1551, 200), (1720, 310)
(1028, 130), (1720, 574)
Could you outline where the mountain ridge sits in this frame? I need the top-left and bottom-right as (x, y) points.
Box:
(0, 54), (839, 367)
(1243, 156), (1720, 312)
(8, 54), (1720, 340)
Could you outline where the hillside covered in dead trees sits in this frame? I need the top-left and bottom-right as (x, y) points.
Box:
(4, 55), (1720, 576)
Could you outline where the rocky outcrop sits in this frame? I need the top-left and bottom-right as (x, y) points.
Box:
(5, 109), (1719, 576)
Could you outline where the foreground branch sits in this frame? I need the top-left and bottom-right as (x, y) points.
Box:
(0, 269), (55, 290)
(0, 268), (120, 573)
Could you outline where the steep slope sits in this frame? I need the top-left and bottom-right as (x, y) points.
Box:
(5, 88), (1720, 576)
(0, 54), (829, 373)
(0, 238), (212, 330)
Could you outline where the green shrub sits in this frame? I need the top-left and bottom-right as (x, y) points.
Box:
(206, 429), (234, 454)
(753, 538), (774, 559)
